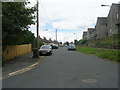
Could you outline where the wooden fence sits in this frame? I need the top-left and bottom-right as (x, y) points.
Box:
(3, 44), (32, 61)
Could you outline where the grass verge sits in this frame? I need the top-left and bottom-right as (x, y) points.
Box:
(76, 46), (120, 62)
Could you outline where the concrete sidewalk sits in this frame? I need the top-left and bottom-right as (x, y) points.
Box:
(2, 52), (40, 76)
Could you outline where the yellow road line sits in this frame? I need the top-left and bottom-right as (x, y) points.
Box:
(2, 56), (45, 79)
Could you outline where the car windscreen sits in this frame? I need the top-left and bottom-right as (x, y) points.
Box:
(41, 46), (50, 49)
(69, 44), (75, 46)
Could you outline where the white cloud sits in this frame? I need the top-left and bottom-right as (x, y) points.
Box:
(28, 0), (119, 43)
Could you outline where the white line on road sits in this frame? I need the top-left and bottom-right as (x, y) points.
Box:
(2, 56), (45, 79)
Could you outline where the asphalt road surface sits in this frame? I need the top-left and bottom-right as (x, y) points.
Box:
(3, 47), (118, 88)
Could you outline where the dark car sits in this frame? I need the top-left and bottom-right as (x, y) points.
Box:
(52, 44), (58, 49)
(68, 44), (76, 50)
(39, 45), (52, 55)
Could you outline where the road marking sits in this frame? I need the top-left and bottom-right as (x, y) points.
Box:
(2, 56), (45, 79)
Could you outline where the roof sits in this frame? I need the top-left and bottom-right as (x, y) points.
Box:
(88, 28), (95, 34)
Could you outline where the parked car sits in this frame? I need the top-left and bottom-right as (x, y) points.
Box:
(39, 45), (52, 55)
(65, 44), (68, 47)
(68, 44), (76, 50)
(52, 44), (58, 49)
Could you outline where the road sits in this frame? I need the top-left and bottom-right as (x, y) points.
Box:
(2, 47), (118, 88)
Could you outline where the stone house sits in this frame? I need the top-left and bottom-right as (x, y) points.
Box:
(95, 17), (107, 39)
(87, 28), (96, 40)
(107, 3), (120, 36)
(82, 31), (87, 40)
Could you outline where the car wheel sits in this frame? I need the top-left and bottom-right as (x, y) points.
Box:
(50, 52), (52, 55)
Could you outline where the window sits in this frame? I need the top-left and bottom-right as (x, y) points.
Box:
(109, 28), (112, 33)
(117, 13), (119, 19)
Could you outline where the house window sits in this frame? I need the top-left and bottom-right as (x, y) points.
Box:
(117, 13), (119, 19)
(109, 28), (112, 33)
(105, 24), (107, 27)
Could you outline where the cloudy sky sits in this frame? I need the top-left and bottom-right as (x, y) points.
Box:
(28, 0), (119, 43)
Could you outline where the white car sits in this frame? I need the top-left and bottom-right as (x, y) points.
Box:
(68, 44), (76, 50)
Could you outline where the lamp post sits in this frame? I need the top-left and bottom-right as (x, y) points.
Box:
(56, 29), (57, 41)
(101, 4), (110, 7)
(73, 33), (76, 44)
(43, 29), (48, 31)
(101, 4), (115, 49)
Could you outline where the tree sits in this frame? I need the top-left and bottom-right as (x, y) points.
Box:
(59, 42), (62, 45)
(65, 41), (69, 45)
(2, 2), (37, 45)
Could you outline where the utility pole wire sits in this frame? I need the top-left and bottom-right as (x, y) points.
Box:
(39, 0), (61, 42)
(40, 0), (52, 23)
(39, 0), (62, 30)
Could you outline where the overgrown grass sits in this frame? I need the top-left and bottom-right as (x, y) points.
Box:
(76, 46), (119, 62)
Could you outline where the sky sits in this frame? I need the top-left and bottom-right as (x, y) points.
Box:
(28, 0), (119, 43)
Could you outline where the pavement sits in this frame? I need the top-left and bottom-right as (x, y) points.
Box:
(2, 52), (44, 79)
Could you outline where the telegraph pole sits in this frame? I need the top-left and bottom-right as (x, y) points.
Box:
(33, 0), (39, 58)
(36, 0), (39, 57)
(74, 33), (75, 44)
(56, 29), (57, 41)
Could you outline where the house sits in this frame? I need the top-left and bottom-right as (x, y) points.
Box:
(38, 36), (43, 42)
(42, 37), (49, 45)
(48, 38), (54, 45)
(87, 28), (96, 40)
(95, 17), (107, 39)
(53, 40), (58, 44)
(107, 3), (120, 36)
(82, 31), (87, 40)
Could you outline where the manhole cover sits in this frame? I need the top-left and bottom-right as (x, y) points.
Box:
(81, 79), (97, 83)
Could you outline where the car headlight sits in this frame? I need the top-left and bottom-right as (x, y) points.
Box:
(47, 50), (50, 52)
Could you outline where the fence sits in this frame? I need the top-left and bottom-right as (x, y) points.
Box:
(3, 44), (32, 61)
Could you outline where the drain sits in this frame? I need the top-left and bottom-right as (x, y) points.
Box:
(81, 79), (97, 83)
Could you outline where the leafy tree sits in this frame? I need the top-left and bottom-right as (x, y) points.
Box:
(65, 41), (69, 45)
(2, 2), (37, 45)
(59, 42), (62, 45)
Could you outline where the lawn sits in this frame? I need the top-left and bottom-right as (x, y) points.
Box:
(76, 46), (119, 62)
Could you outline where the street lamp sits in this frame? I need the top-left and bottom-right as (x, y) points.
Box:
(43, 29), (48, 31)
(56, 29), (57, 41)
(101, 4), (115, 49)
(73, 33), (76, 44)
(101, 4), (110, 7)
